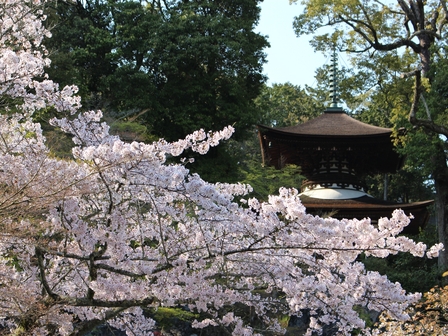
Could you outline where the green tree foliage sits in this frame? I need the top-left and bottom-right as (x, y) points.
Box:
(45, 0), (268, 141)
(45, 0), (120, 106)
(239, 161), (304, 201)
(255, 83), (324, 127)
(148, 0), (268, 141)
(365, 166), (434, 204)
(44, 0), (268, 182)
(233, 129), (305, 200)
(426, 48), (448, 131)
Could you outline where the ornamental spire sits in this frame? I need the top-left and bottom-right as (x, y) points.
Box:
(326, 47), (343, 112)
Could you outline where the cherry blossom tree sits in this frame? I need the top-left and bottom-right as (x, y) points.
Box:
(0, 0), (444, 335)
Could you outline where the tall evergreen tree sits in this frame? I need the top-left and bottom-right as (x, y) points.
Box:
(45, 0), (268, 141)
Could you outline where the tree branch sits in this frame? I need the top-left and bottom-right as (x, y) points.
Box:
(407, 70), (448, 136)
(62, 296), (155, 308)
(334, 14), (421, 53)
(37, 246), (110, 261)
(95, 263), (146, 278)
(35, 246), (60, 301)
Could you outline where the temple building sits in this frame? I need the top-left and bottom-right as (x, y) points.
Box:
(257, 55), (433, 234)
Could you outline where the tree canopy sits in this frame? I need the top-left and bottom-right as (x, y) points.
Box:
(45, 0), (268, 141)
(255, 82), (324, 127)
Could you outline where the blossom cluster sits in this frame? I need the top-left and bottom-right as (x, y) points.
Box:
(0, 1), (444, 335)
(0, 0), (81, 114)
(0, 112), (443, 336)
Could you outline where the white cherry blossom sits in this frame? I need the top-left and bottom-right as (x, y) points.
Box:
(0, 1), (443, 335)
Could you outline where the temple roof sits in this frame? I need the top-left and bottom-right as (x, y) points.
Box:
(260, 110), (392, 137)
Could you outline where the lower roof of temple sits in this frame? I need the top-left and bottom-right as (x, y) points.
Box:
(299, 195), (434, 235)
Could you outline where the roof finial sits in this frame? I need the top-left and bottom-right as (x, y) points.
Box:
(326, 47), (343, 112)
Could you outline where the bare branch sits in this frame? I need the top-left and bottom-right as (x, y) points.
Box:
(406, 70), (448, 136)
(62, 296), (156, 308)
(37, 246), (111, 261)
(35, 246), (60, 301)
(95, 263), (146, 278)
(401, 69), (421, 78)
(420, 93), (432, 121)
(410, 29), (441, 40)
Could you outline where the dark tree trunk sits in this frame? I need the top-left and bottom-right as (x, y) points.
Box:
(432, 143), (448, 283)
(435, 179), (448, 271)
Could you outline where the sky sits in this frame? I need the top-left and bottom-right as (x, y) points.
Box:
(255, 0), (327, 88)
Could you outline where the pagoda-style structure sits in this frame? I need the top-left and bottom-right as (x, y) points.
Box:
(258, 54), (433, 234)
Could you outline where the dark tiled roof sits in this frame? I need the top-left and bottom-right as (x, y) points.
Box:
(299, 195), (434, 234)
(299, 195), (433, 208)
(260, 111), (391, 137)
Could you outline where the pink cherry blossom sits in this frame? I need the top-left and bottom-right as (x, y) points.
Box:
(0, 1), (443, 335)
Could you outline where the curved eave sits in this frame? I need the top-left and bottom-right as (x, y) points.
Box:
(299, 196), (434, 209)
(258, 125), (392, 139)
(258, 112), (392, 138)
(300, 196), (434, 234)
